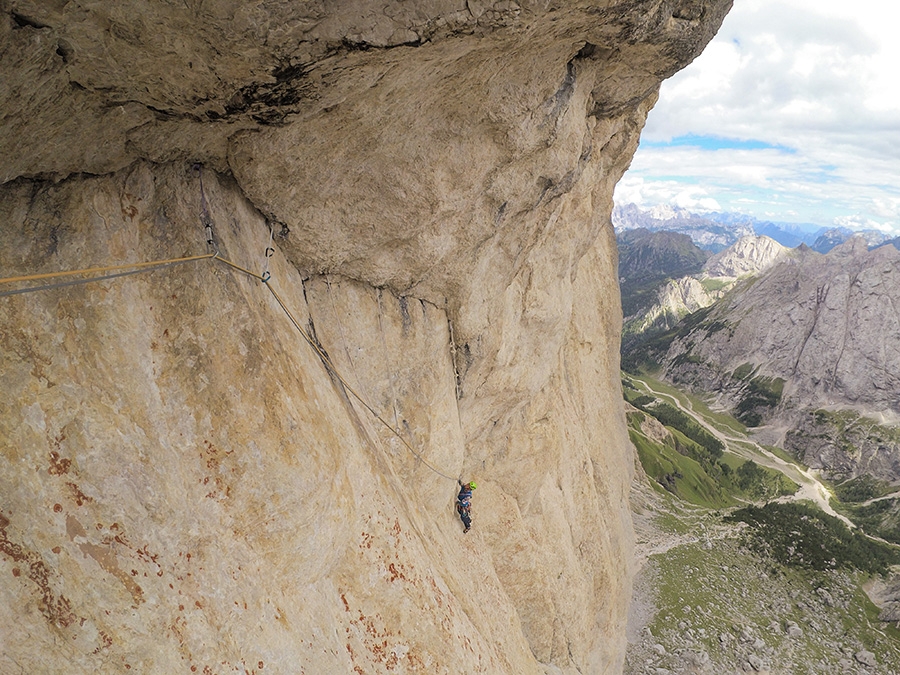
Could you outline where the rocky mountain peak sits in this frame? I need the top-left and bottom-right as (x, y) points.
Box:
(828, 234), (871, 257)
(702, 234), (790, 278)
(655, 230), (900, 446)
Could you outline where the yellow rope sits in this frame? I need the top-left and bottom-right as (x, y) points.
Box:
(208, 253), (459, 480)
(0, 253), (217, 285)
(213, 255), (266, 282)
(0, 243), (458, 482)
(260, 279), (459, 482)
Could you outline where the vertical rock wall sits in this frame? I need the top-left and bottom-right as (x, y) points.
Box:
(0, 1), (731, 673)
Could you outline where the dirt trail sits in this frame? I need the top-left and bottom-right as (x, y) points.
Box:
(630, 376), (855, 527)
(860, 489), (900, 506)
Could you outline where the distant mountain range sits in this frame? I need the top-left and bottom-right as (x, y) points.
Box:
(618, 231), (789, 348)
(623, 234), (900, 483)
(613, 203), (895, 253)
(616, 228), (710, 323)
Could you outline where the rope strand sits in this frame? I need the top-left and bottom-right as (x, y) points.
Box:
(0, 257), (213, 298)
(0, 238), (458, 481)
(261, 280), (459, 482)
(0, 253), (216, 287)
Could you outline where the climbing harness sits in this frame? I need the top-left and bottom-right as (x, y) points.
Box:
(0, 170), (462, 484)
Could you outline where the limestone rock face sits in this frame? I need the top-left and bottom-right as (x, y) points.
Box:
(1, 1), (731, 673)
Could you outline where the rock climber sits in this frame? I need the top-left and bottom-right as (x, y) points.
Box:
(456, 480), (476, 533)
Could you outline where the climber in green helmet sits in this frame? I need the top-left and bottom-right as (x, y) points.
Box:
(456, 480), (476, 533)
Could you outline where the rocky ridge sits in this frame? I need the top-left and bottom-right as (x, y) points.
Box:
(623, 235), (789, 344)
(648, 236), (900, 485)
(663, 237), (900, 416)
(702, 235), (789, 279)
(613, 203), (754, 252)
(0, 1), (732, 673)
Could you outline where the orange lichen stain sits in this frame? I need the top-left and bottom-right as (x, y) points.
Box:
(53, 503), (63, 513)
(406, 651), (426, 669)
(135, 544), (159, 565)
(429, 577), (448, 610)
(66, 482), (93, 506)
(199, 440), (235, 501)
(48, 451), (71, 475)
(91, 630), (113, 655)
(1, 512), (78, 627)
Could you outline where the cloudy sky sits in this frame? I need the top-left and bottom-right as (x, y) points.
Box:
(615, 0), (900, 234)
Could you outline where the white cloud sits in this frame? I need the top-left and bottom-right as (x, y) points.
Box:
(622, 0), (900, 234)
(672, 190), (721, 212)
(834, 215), (893, 233)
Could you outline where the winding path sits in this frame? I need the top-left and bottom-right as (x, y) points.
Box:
(629, 375), (855, 528)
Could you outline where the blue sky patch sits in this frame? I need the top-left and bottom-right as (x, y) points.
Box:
(642, 134), (796, 153)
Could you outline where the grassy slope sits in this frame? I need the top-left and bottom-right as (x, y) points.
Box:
(625, 374), (900, 675)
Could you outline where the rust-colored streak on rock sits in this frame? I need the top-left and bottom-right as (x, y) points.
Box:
(0, 513), (78, 627)
(48, 451), (71, 475)
(78, 541), (145, 606)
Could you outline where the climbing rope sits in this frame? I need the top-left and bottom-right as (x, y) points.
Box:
(216, 248), (459, 482)
(0, 181), (459, 482)
(0, 253), (217, 298)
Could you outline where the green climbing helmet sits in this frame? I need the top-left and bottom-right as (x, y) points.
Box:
(469, 481), (477, 490)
